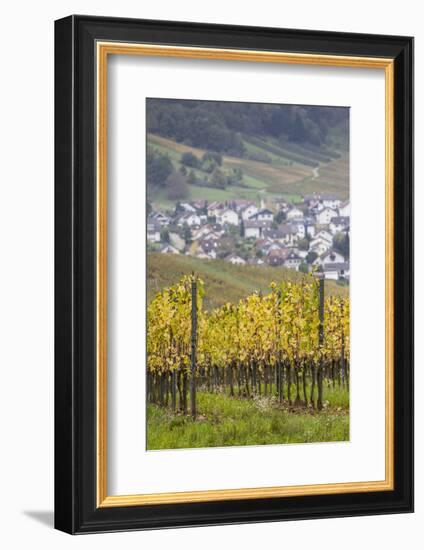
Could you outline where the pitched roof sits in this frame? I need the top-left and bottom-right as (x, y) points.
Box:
(330, 216), (349, 225)
(286, 250), (301, 261)
(190, 199), (207, 210)
(229, 199), (255, 210)
(249, 209), (273, 220)
(207, 201), (224, 210)
(245, 220), (272, 229)
(225, 253), (246, 262)
(267, 248), (290, 264)
(159, 244), (179, 253)
(323, 262), (349, 271)
(319, 249), (344, 261)
(278, 224), (298, 235)
(305, 193), (341, 201)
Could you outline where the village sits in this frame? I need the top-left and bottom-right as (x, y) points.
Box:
(147, 193), (350, 282)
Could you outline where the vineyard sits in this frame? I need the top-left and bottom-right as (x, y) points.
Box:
(147, 274), (350, 424)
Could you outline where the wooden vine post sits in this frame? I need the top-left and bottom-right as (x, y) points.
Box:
(317, 272), (325, 410)
(340, 299), (346, 388)
(277, 288), (283, 403)
(190, 276), (197, 419)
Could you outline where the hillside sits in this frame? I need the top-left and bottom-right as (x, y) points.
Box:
(146, 99), (349, 211)
(147, 253), (348, 310)
(147, 133), (349, 210)
(146, 99), (349, 153)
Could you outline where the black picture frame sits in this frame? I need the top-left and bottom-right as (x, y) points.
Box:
(55, 14), (414, 534)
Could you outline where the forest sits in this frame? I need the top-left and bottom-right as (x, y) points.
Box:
(146, 98), (349, 155)
(146, 99), (349, 204)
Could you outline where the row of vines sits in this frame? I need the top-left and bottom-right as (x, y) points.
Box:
(147, 274), (349, 418)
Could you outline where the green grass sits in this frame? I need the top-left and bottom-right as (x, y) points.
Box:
(148, 253), (349, 310)
(147, 132), (348, 212)
(242, 173), (268, 189)
(147, 388), (349, 450)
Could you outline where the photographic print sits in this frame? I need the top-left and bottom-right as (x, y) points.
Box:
(146, 98), (350, 451)
(55, 18), (413, 532)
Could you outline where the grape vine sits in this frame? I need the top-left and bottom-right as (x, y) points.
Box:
(147, 274), (349, 415)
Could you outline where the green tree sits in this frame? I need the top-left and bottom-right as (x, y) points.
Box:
(165, 171), (189, 200)
(146, 149), (173, 186)
(181, 151), (199, 168)
(306, 250), (318, 264)
(240, 218), (245, 237)
(202, 158), (218, 174)
(202, 151), (223, 166)
(299, 262), (309, 274)
(333, 231), (349, 259)
(160, 228), (170, 243)
(211, 168), (227, 189)
(275, 209), (286, 224)
(182, 224), (192, 245)
(227, 167), (243, 186)
(298, 237), (309, 251)
(187, 169), (197, 185)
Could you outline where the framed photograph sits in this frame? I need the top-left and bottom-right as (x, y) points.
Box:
(54, 15), (413, 534)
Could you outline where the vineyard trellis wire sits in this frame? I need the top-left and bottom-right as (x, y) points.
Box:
(147, 273), (350, 419)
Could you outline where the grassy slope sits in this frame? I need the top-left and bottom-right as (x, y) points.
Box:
(147, 133), (349, 209)
(148, 253), (348, 310)
(147, 388), (349, 450)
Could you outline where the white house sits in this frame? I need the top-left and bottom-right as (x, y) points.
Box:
(240, 203), (259, 221)
(179, 202), (197, 213)
(329, 216), (349, 235)
(176, 213), (201, 227)
(311, 241), (331, 256)
(305, 194), (341, 211)
(244, 220), (272, 239)
(216, 208), (239, 226)
(315, 229), (333, 243)
(306, 223), (316, 238)
(315, 207), (339, 225)
(159, 244), (179, 254)
(278, 224), (298, 247)
(207, 201), (225, 218)
(225, 253), (246, 265)
(323, 262), (350, 281)
(249, 208), (274, 223)
(338, 201), (351, 217)
(314, 249), (345, 267)
(321, 194), (342, 210)
(147, 221), (161, 243)
(149, 211), (171, 226)
(191, 224), (222, 241)
(284, 250), (302, 271)
(310, 231), (333, 256)
(290, 220), (306, 239)
(286, 207), (304, 221)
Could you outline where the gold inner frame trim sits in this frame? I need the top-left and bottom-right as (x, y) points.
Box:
(96, 41), (395, 508)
